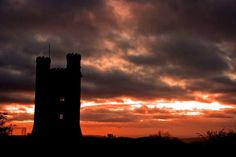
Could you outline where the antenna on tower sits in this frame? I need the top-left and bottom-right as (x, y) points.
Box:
(48, 43), (51, 58)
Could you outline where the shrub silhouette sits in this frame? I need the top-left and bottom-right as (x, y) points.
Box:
(199, 129), (236, 147)
(0, 112), (13, 136)
(148, 130), (171, 139)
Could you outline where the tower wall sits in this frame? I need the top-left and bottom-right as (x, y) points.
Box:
(65, 53), (82, 136)
(33, 57), (51, 136)
(48, 68), (66, 136)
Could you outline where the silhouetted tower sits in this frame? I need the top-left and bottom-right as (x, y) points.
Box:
(32, 53), (82, 138)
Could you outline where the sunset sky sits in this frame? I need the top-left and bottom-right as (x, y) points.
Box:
(1, 0), (236, 137)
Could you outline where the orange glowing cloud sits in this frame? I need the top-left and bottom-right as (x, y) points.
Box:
(1, 96), (236, 137)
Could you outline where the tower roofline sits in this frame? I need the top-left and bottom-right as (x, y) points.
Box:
(36, 56), (51, 63)
(50, 68), (66, 72)
(66, 53), (81, 59)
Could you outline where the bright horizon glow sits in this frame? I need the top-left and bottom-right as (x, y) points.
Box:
(152, 101), (233, 111)
(4, 99), (234, 117)
(81, 98), (143, 108)
(82, 98), (234, 111)
(5, 104), (34, 114)
(2, 99), (235, 137)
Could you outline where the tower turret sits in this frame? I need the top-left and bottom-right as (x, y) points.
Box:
(66, 53), (81, 70)
(36, 57), (51, 70)
(33, 57), (51, 136)
(65, 53), (82, 137)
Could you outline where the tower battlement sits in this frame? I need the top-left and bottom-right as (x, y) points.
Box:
(66, 53), (81, 59)
(36, 56), (51, 70)
(50, 68), (66, 72)
(67, 53), (81, 70)
(36, 56), (51, 63)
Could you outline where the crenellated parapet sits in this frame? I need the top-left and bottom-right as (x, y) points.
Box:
(36, 56), (51, 63)
(50, 68), (66, 72)
(66, 53), (81, 60)
(36, 56), (51, 70)
(66, 53), (81, 70)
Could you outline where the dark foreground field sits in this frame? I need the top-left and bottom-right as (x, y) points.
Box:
(0, 132), (235, 156)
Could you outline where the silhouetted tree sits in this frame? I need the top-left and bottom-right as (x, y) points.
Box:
(0, 112), (13, 136)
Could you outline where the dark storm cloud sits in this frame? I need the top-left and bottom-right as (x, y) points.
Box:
(157, 38), (229, 75)
(127, 37), (230, 78)
(0, 0), (118, 57)
(186, 75), (236, 105)
(0, 0), (236, 108)
(0, 67), (34, 92)
(204, 113), (233, 119)
(0, 49), (35, 93)
(0, 48), (35, 73)
(129, 0), (236, 40)
(81, 105), (176, 123)
(0, 95), (33, 105)
(0, 0), (106, 30)
(81, 65), (189, 100)
(81, 108), (138, 123)
(0, 0), (117, 105)
(126, 34), (236, 105)
(187, 75), (236, 93)
(215, 94), (236, 105)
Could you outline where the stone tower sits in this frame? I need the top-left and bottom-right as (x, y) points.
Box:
(32, 53), (82, 138)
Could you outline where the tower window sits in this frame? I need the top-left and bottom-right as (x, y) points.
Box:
(60, 96), (65, 102)
(59, 114), (63, 120)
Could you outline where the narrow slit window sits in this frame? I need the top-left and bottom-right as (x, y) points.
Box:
(60, 96), (65, 102)
(59, 114), (63, 120)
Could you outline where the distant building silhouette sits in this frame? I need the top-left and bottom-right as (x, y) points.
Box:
(32, 53), (82, 138)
